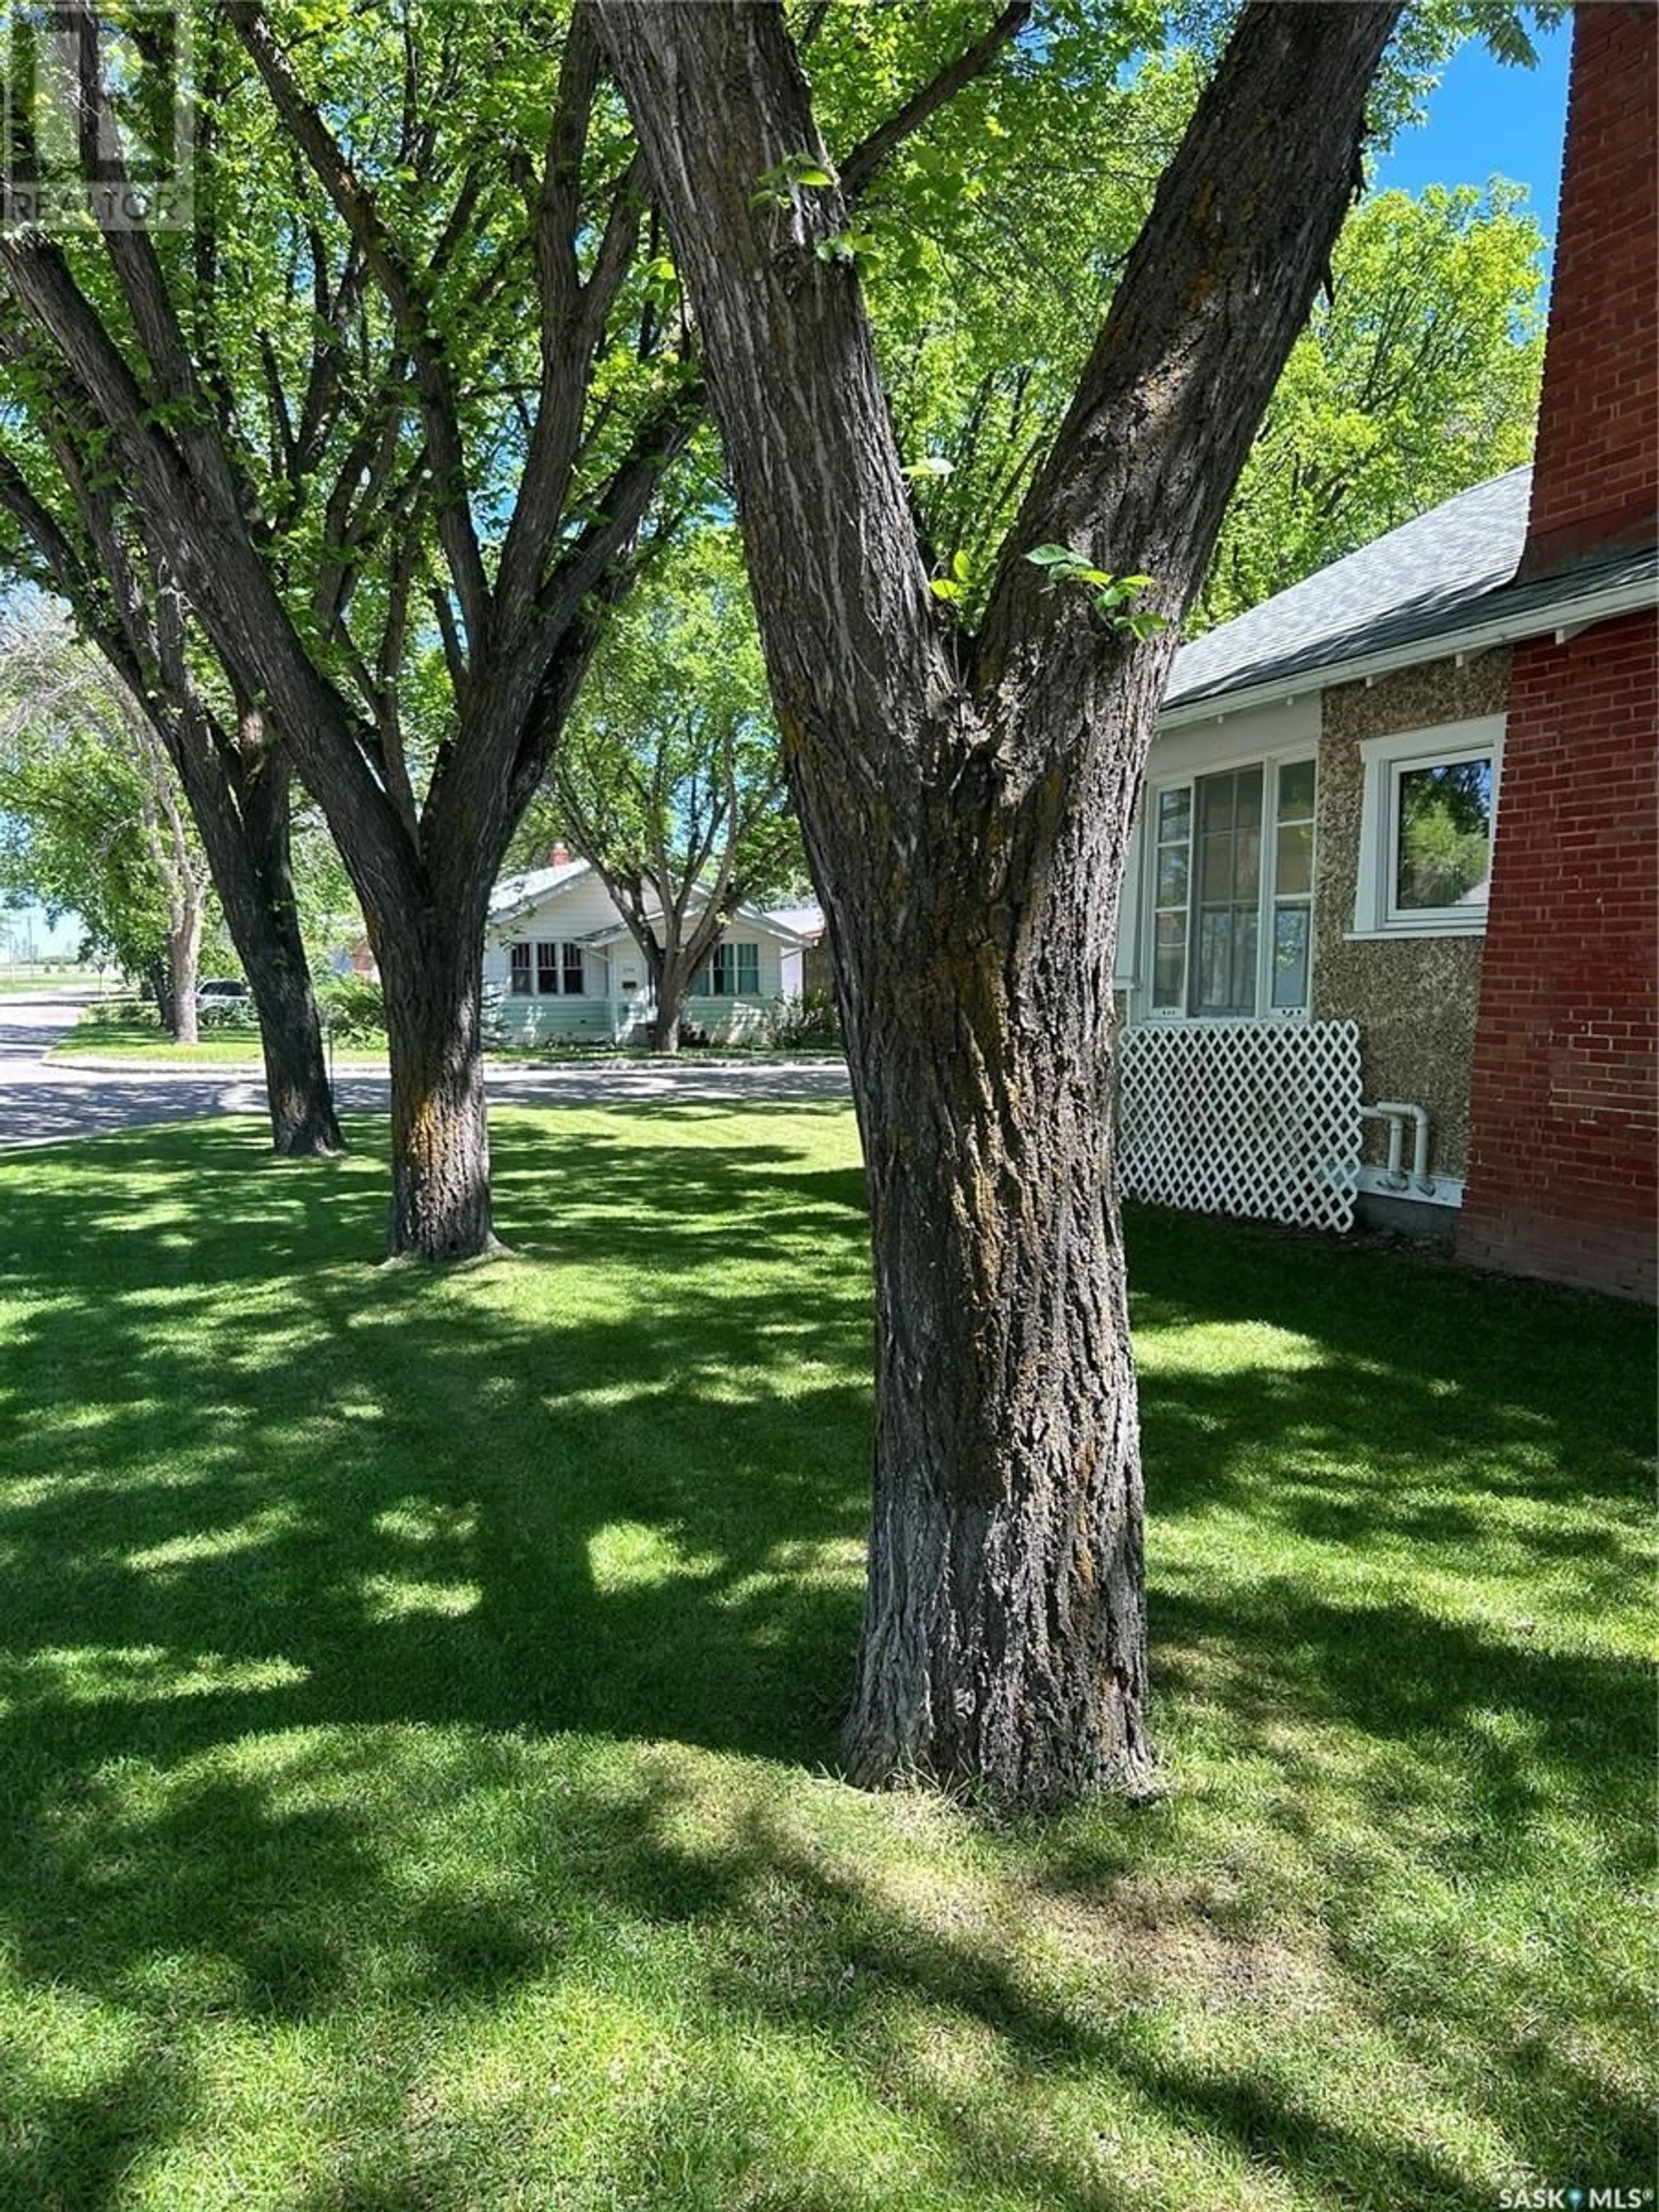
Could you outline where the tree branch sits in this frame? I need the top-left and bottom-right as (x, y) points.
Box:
(839, 0), (1033, 200)
(226, 0), (492, 643)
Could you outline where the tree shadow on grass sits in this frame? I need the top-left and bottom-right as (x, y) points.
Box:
(0, 1118), (1651, 2207)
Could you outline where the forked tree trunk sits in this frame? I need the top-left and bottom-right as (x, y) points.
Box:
(375, 900), (496, 1260)
(597, 0), (1398, 1802)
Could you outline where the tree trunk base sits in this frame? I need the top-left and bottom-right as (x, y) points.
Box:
(377, 1233), (517, 1271)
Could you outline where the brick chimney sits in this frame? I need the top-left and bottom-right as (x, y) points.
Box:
(1457, 3), (1658, 1303)
(1520, 3), (1658, 579)
(548, 840), (572, 866)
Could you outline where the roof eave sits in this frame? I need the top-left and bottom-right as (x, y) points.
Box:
(1157, 569), (1657, 732)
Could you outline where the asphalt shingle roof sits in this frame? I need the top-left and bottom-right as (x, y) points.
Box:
(1163, 465), (1656, 713)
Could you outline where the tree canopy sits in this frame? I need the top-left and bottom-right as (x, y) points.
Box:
(536, 528), (803, 1048)
(0, 599), (211, 1026)
(1194, 180), (1546, 627)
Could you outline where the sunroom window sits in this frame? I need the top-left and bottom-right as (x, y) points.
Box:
(1147, 756), (1316, 1019)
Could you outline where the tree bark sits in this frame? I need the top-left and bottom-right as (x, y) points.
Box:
(147, 953), (175, 1036)
(224, 753), (343, 1158)
(839, 744), (1152, 1802)
(375, 898), (497, 1261)
(596, 0), (1399, 1803)
(168, 903), (202, 1046)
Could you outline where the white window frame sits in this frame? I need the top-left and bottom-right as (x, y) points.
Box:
(1351, 715), (1504, 940)
(692, 940), (762, 998)
(1137, 745), (1319, 1024)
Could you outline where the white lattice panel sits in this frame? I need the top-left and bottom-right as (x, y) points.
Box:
(1118, 1020), (1362, 1232)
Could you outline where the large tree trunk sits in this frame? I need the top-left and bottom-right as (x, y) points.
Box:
(168, 902), (202, 1046)
(841, 780), (1150, 1801)
(647, 944), (688, 1054)
(212, 747), (343, 1157)
(597, 0), (1398, 1802)
(147, 953), (175, 1036)
(375, 899), (496, 1261)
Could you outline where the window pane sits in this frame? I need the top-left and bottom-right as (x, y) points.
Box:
(736, 944), (760, 994)
(1197, 774), (1233, 841)
(536, 942), (559, 995)
(1195, 910), (1236, 1012)
(1200, 833), (1234, 901)
(1153, 913), (1186, 1008)
(1155, 845), (1188, 907)
(561, 944), (584, 996)
(1278, 760), (1316, 819)
(1198, 768), (1262, 904)
(1272, 905), (1309, 1009)
(509, 945), (531, 996)
(1230, 909), (1259, 1010)
(1157, 788), (1190, 841)
(1275, 820), (1313, 898)
(1396, 759), (1492, 911)
(1235, 824), (1261, 902)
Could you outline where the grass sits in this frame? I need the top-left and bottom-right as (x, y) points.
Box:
(0, 968), (102, 993)
(49, 1008), (842, 1067)
(0, 1105), (1651, 2212)
(50, 1010), (388, 1066)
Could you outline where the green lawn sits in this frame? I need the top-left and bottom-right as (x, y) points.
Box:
(49, 1010), (842, 1067)
(49, 1012), (388, 1066)
(0, 1107), (1651, 2212)
(0, 969), (102, 993)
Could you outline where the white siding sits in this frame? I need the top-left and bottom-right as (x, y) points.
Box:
(486, 866), (804, 1045)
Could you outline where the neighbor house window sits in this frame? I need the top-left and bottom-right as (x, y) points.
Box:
(1146, 755), (1317, 1019)
(692, 941), (761, 996)
(1353, 717), (1502, 938)
(516, 940), (585, 995)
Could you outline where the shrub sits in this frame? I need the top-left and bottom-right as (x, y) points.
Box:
(768, 989), (842, 1049)
(315, 973), (387, 1047)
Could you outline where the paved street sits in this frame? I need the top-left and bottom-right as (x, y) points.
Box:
(0, 990), (850, 1150)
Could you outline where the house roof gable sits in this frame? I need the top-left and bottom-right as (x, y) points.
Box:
(1166, 469), (1535, 713)
(1162, 467), (1656, 723)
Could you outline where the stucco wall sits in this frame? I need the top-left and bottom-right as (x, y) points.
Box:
(1313, 648), (1510, 1177)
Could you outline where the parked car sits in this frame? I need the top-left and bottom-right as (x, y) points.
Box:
(195, 978), (249, 1009)
(195, 978), (254, 1026)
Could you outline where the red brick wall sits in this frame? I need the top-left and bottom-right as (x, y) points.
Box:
(1458, 612), (1657, 1299)
(1522, 4), (1658, 577)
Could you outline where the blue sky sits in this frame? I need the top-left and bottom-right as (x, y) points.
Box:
(1377, 16), (1573, 260)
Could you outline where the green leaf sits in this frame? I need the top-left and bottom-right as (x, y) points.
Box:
(1025, 543), (1076, 568)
